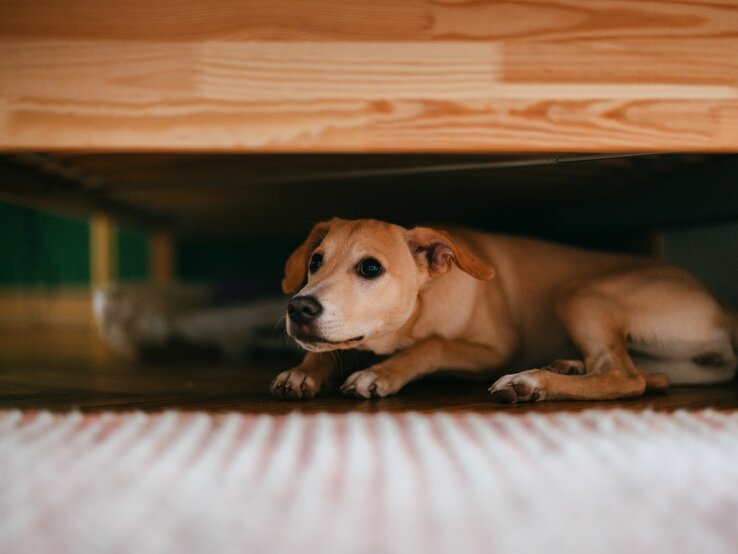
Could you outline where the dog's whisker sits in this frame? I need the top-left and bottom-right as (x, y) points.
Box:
(273, 315), (287, 332)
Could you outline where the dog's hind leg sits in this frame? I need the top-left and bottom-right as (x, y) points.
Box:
(490, 276), (737, 403)
(490, 289), (652, 402)
(542, 358), (669, 391)
(626, 305), (737, 386)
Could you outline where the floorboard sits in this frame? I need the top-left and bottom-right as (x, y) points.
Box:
(1, 329), (737, 413)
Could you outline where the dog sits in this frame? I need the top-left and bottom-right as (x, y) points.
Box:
(271, 218), (738, 402)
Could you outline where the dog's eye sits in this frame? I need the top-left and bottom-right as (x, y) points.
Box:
(358, 258), (383, 279)
(309, 253), (323, 273)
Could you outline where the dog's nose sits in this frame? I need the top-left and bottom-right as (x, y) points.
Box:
(287, 296), (323, 324)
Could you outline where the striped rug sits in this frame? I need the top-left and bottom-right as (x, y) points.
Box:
(1, 409), (737, 554)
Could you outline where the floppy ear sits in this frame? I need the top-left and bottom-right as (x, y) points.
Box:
(405, 226), (495, 280)
(282, 220), (333, 294)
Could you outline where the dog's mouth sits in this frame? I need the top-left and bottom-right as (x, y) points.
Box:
(291, 329), (364, 348)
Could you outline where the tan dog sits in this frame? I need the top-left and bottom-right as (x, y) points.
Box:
(270, 218), (738, 402)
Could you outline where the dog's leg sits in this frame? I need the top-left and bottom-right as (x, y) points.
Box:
(542, 359), (669, 391)
(490, 291), (653, 402)
(340, 338), (506, 399)
(541, 359), (586, 375)
(271, 352), (337, 400)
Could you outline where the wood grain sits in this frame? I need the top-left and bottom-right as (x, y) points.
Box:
(1, 329), (737, 413)
(0, 1), (736, 152)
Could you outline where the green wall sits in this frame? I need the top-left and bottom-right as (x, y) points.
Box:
(0, 202), (90, 286)
(0, 200), (290, 289)
(117, 226), (149, 281)
(0, 201), (149, 287)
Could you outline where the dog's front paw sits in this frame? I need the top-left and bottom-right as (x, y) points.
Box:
(489, 370), (547, 403)
(270, 369), (320, 400)
(340, 369), (398, 399)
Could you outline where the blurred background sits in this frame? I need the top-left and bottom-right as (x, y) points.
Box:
(1, 152), (737, 370)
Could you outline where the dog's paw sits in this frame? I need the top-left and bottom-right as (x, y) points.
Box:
(340, 369), (397, 399)
(489, 370), (547, 403)
(270, 370), (320, 400)
(542, 359), (586, 375)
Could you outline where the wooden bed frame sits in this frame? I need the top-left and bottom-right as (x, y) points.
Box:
(1, 0), (736, 153)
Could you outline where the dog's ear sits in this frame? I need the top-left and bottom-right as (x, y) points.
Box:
(405, 226), (495, 280)
(282, 220), (333, 294)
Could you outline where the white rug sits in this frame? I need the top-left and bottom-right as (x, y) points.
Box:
(1, 409), (737, 554)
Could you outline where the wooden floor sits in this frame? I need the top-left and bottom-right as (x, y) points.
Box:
(1, 329), (737, 414)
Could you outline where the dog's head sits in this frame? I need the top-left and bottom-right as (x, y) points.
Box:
(282, 218), (495, 352)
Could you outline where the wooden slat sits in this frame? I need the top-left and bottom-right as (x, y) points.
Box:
(0, 155), (175, 227)
(1, 0), (736, 44)
(0, 151), (713, 238)
(0, 1), (736, 152)
(552, 156), (738, 234)
(149, 230), (175, 284)
(0, 0), (429, 41)
(89, 215), (117, 286)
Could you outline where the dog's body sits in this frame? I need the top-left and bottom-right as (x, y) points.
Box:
(272, 218), (738, 402)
